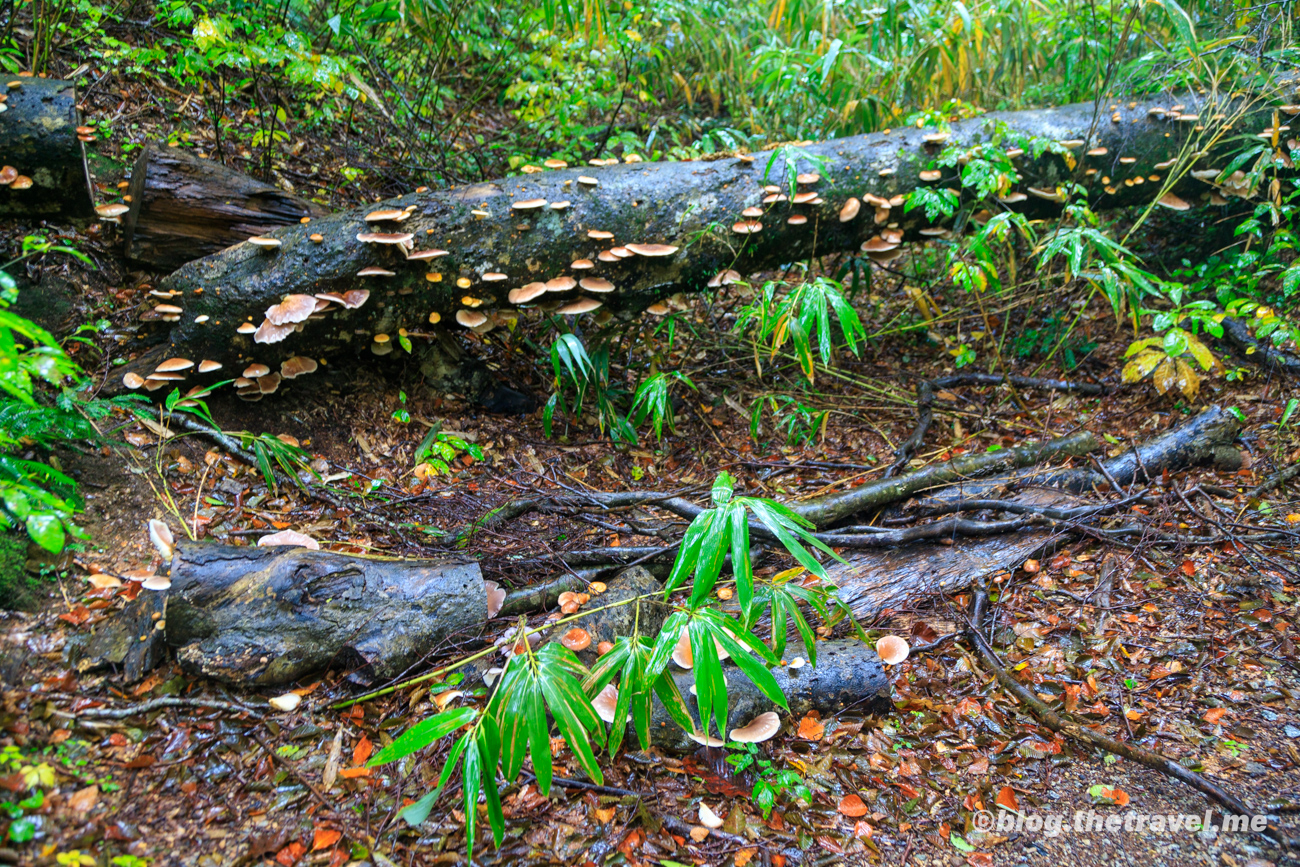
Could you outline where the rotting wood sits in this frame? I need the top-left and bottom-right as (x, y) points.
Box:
(0, 77), (94, 218)
(123, 143), (329, 270)
(114, 92), (1290, 387)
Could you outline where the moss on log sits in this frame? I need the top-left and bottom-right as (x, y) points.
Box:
(0, 77), (93, 218)
(114, 92), (1288, 389)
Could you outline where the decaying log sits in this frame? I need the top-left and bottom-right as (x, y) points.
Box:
(163, 541), (488, 686)
(123, 143), (329, 270)
(828, 406), (1242, 618)
(0, 77), (93, 218)
(64, 590), (167, 682)
(116, 91), (1288, 387)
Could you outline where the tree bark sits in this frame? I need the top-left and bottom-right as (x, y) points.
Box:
(0, 77), (93, 218)
(162, 541), (488, 686)
(115, 91), (1285, 387)
(123, 143), (329, 270)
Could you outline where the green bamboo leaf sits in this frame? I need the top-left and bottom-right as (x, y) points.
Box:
(712, 624), (789, 711)
(689, 503), (733, 606)
(478, 730), (505, 849)
(652, 669), (696, 734)
(540, 674), (605, 785)
(663, 512), (710, 595)
(729, 503), (754, 617)
(649, 611), (688, 677)
(397, 731), (471, 826)
(527, 678), (552, 795)
(368, 706), (478, 767)
(462, 728), (482, 854)
(690, 616), (728, 737)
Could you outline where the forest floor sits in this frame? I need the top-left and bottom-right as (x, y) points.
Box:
(2, 74), (1299, 867)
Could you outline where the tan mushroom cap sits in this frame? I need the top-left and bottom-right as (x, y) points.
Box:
(646, 302), (671, 315)
(266, 294), (318, 326)
(742, 206), (764, 218)
(484, 580), (506, 618)
(549, 200), (570, 210)
(729, 711), (781, 743)
(247, 236), (281, 247)
(707, 269), (742, 288)
(242, 364), (270, 379)
(254, 320), (294, 344)
(482, 272), (508, 282)
(597, 251), (619, 262)
(309, 233), (324, 243)
(922, 131), (950, 144)
(792, 191), (818, 204)
(876, 635), (911, 665)
(839, 197), (861, 222)
(795, 172), (820, 184)
(96, 203), (129, 218)
(9, 176), (33, 190)
(358, 266), (396, 277)
(154, 304), (183, 315)
(732, 220), (762, 234)
(577, 176), (599, 186)
(557, 297), (602, 314)
(625, 243), (679, 257)
(543, 159), (569, 169)
(512, 198), (548, 210)
(689, 733), (726, 748)
(280, 356), (318, 378)
(237, 322), (257, 334)
(1027, 186), (1064, 201)
(787, 214), (808, 225)
(762, 193), (788, 204)
(868, 248), (904, 264)
(587, 229), (615, 240)
(122, 372), (145, 389)
(407, 248), (449, 260)
(357, 231), (414, 245)
(671, 627), (730, 668)
(610, 247), (633, 258)
(342, 290), (371, 309)
(197, 360), (223, 374)
(509, 282), (549, 304)
(919, 170), (942, 182)
(861, 237), (899, 253)
(156, 357), (194, 373)
(571, 258), (595, 270)
(456, 309), (488, 327)
(364, 208), (409, 222)
(580, 277), (615, 293)
(0, 166), (17, 185)
(258, 373), (282, 394)
(560, 627), (592, 651)
(1086, 147), (1109, 156)
(545, 275), (578, 292)
(591, 684), (620, 724)
(998, 191), (1028, 203)
(1157, 192), (1191, 210)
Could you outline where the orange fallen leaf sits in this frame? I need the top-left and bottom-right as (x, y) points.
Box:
(594, 806), (616, 823)
(312, 828), (342, 851)
(797, 711), (825, 741)
(735, 848), (757, 866)
(689, 826), (710, 842)
(838, 793), (868, 817)
(352, 735), (373, 766)
(966, 854), (994, 867)
(852, 819), (873, 838)
(1203, 707), (1228, 723)
(338, 767), (371, 779)
(275, 842), (307, 866)
(66, 785), (99, 814)
(1181, 560), (1196, 576)
(995, 786), (1019, 812)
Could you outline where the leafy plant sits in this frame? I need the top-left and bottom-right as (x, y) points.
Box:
(414, 425), (484, 477)
(727, 742), (810, 819)
(369, 471), (853, 856)
(735, 275), (866, 384)
(628, 370), (695, 441)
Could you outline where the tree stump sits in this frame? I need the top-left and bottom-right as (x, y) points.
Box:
(123, 143), (328, 270)
(0, 77), (93, 218)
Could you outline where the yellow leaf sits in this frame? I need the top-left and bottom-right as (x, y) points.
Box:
(1152, 357), (1178, 394)
(1174, 358), (1201, 398)
(1184, 334), (1216, 371)
(1122, 350), (1164, 384)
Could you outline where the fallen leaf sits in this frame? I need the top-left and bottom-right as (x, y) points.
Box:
(66, 785), (99, 814)
(735, 848), (757, 866)
(352, 735), (373, 767)
(339, 767), (371, 779)
(323, 727), (344, 790)
(312, 828), (342, 851)
(275, 841), (307, 866)
(838, 794), (868, 817)
(797, 711), (825, 740)
(594, 806), (616, 824)
(995, 786), (1018, 812)
(689, 826), (710, 842)
(1203, 707), (1228, 724)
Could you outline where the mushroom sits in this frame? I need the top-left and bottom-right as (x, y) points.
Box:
(1026, 186), (1064, 202)
(357, 232), (414, 245)
(791, 191), (818, 204)
(371, 341), (393, 356)
(407, 248), (449, 260)
(610, 247), (633, 258)
(365, 208), (409, 222)
(997, 192), (1028, 204)
(545, 276), (578, 292)
(671, 627), (730, 668)
(560, 627), (592, 652)
(707, 269), (742, 288)
(509, 282), (548, 304)
(456, 309), (488, 328)
(512, 198), (548, 210)
(742, 206), (764, 218)
(122, 372), (145, 389)
(876, 635), (911, 665)
(597, 251), (619, 262)
(485, 580), (505, 618)
(919, 169), (942, 182)
(860, 237), (899, 253)
(588, 229), (615, 240)
(258, 372), (282, 394)
(462, 296), (484, 307)
(237, 322), (257, 334)
(762, 193), (788, 204)
(795, 172), (820, 184)
(340, 290), (370, 309)
(591, 684), (620, 723)
(155, 357), (194, 373)
(154, 304), (183, 315)
(266, 294), (318, 326)
(580, 277), (615, 293)
(428, 311), (442, 324)
(577, 176), (599, 186)
(1157, 192), (1191, 210)
(787, 214), (808, 225)
(243, 363), (271, 378)
(0, 166), (16, 185)
(95, 203), (129, 218)
(645, 302), (671, 315)
(688, 732), (727, 748)
(1058, 138), (1085, 148)
(543, 158), (569, 169)
(247, 236), (281, 248)
(729, 711), (781, 743)
(309, 233), (324, 243)
(280, 356), (318, 379)
(141, 575), (171, 591)
(922, 131), (950, 144)
(732, 221), (762, 234)
(550, 201), (570, 210)
(148, 519), (174, 560)
(357, 266), (396, 277)
(556, 297), (602, 314)
(1086, 147), (1109, 156)
(268, 693), (302, 712)
(571, 258), (595, 269)
(9, 176), (33, 190)
(625, 243), (679, 257)
(258, 529), (320, 549)
(838, 198), (861, 222)
(255, 320), (294, 344)
(194, 315), (210, 323)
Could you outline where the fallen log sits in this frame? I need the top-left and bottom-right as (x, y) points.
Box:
(0, 77), (93, 218)
(123, 143), (330, 270)
(116, 91), (1286, 389)
(162, 541), (488, 686)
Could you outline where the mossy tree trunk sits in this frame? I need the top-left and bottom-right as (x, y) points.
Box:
(115, 92), (1287, 388)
